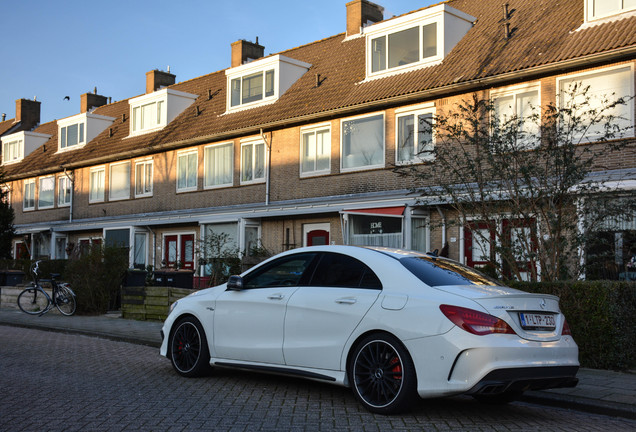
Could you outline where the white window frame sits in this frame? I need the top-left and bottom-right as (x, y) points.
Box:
(2, 138), (23, 164)
(38, 176), (55, 209)
(204, 142), (234, 189)
(300, 124), (331, 177)
(58, 121), (85, 150)
(585, 0), (636, 22)
(176, 150), (198, 193)
(89, 166), (105, 203)
(490, 82), (541, 149)
(240, 138), (266, 185)
(128, 88), (197, 137)
(134, 159), (154, 198)
(557, 64), (634, 142)
(23, 179), (35, 211)
(109, 161), (131, 201)
(340, 112), (386, 172)
(58, 175), (72, 207)
(395, 103), (436, 164)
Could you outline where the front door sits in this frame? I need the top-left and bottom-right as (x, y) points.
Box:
(165, 235), (178, 267)
(180, 234), (195, 269)
(304, 223), (330, 247)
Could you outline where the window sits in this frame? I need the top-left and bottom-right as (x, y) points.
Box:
(226, 55), (311, 112)
(310, 253), (382, 289)
(372, 24), (434, 73)
(301, 126), (330, 176)
(23, 179), (35, 210)
(128, 89), (197, 137)
(134, 232), (148, 270)
(558, 65), (634, 142)
(105, 229), (130, 249)
(58, 176), (72, 207)
(241, 140), (265, 183)
(231, 70), (275, 107)
(243, 253), (317, 289)
(491, 83), (540, 148)
(349, 214), (403, 248)
(341, 113), (385, 170)
(204, 143), (233, 188)
(177, 150), (198, 192)
(109, 162), (131, 201)
(396, 106), (434, 163)
(132, 101), (164, 133)
(2, 138), (22, 164)
(60, 122), (85, 149)
(38, 176), (54, 209)
(135, 160), (153, 197)
(586, 0), (636, 21)
(89, 166), (105, 203)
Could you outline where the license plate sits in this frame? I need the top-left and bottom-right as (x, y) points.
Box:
(519, 313), (556, 330)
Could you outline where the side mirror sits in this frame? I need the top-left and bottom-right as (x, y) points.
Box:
(226, 275), (244, 291)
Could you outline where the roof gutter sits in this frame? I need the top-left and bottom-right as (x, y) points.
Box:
(7, 45), (636, 181)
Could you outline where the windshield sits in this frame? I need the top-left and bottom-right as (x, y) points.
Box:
(399, 255), (505, 287)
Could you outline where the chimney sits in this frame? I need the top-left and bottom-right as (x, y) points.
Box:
(346, 0), (384, 37)
(1, 113), (5, 122)
(146, 69), (176, 94)
(16, 98), (41, 130)
(81, 89), (109, 113)
(231, 39), (265, 68)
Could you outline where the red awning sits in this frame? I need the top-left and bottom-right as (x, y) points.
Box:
(345, 206), (405, 216)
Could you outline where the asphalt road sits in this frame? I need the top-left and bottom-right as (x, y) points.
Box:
(1, 326), (635, 432)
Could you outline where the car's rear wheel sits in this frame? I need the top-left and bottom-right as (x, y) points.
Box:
(169, 317), (211, 377)
(349, 333), (418, 414)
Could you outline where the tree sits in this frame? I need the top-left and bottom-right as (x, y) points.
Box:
(0, 170), (15, 259)
(395, 85), (635, 281)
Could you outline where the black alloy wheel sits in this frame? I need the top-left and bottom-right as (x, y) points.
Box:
(170, 317), (211, 377)
(349, 333), (418, 414)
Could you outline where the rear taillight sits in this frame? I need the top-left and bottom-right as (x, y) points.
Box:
(440, 305), (516, 336)
(561, 318), (572, 336)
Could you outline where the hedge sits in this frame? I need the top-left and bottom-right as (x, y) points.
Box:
(508, 280), (636, 371)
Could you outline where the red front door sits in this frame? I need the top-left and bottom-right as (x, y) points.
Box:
(165, 235), (178, 267)
(180, 234), (195, 269)
(164, 234), (194, 269)
(307, 229), (329, 246)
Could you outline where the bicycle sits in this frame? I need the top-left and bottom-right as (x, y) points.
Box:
(17, 260), (77, 316)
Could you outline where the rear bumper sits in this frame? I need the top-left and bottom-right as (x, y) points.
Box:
(466, 366), (579, 396)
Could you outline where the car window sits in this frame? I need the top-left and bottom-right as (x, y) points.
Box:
(400, 256), (504, 287)
(309, 253), (382, 289)
(243, 253), (317, 289)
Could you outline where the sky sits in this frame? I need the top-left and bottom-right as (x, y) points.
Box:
(1, 0), (437, 125)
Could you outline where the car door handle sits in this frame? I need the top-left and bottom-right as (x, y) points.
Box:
(336, 297), (357, 305)
(268, 294), (284, 300)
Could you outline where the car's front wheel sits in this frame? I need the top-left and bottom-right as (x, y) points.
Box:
(169, 317), (211, 377)
(349, 333), (418, 414)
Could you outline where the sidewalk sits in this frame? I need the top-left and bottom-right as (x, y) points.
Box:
(0, 307), (634, 419)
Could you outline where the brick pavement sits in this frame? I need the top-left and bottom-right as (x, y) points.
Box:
(0, 307), (634, 422)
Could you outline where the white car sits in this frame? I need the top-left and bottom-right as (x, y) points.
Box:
(160, 246), (579, 414)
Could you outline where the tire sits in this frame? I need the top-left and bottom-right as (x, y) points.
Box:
(473, 390), (522, 405)
(18, 287), (50, 315)
(169, 317), (211, 377)
(349, 333), (418, 414)
(55, 286), (77, 316)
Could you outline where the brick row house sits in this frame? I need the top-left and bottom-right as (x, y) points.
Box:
(1, 0), (635, 283)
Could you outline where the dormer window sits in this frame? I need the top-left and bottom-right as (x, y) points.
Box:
(128, 89), (197, 137)
(60, 122), (85, 149)
(586, 0), (636, 22)
(57, 113), (114, 153)
(1, 131), (51, 165)
(365, 4), (475, 79)
(226, 55), (311, 112)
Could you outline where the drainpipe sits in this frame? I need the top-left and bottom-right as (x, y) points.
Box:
(260, 128), (271, 206)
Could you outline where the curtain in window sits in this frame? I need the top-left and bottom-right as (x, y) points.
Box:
(39, 177), (54, 208)
(205, 144), (233, 186)
(90, 169), (105, 201)
(342, 114), (384, 169)
(110, 163), (130, 200)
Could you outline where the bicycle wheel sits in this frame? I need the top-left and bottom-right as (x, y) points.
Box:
(18, 287), (50, 315)
(55, 286), (77, 316)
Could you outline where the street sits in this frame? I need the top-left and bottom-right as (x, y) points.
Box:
(1, 325), (634, 432)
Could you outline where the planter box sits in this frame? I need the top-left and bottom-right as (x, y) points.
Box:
(121, 286), (192, 321)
